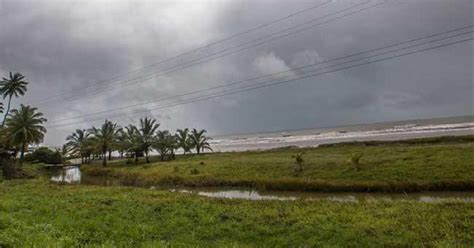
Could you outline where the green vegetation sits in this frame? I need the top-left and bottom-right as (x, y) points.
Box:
(82, 136), (474, 192)
(350, 152), (364, 171)
(0, 72), (49, 179)
(89, 120), (122, 166)
(292, 152), (305, 172)
(0, 180), (472, 247)
(25, 147), (62, 164)
(63, 116), (212, 167)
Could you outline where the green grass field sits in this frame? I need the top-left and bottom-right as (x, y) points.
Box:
(0, 180), (473, 247)
(82, 136), (474, 192)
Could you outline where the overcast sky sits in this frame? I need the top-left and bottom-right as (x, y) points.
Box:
(0, 0), (472, 146)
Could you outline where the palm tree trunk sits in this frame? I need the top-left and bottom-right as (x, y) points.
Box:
(1, 95), (13, 127)
(19, 143), (26, 167)
(145, 151), (150, 163)
(134, 152), (138, 163)
(108, 150), (112, 160)
(102, 152), (107, 166)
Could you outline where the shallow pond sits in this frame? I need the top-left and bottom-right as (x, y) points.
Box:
(51, 166), (474, 202)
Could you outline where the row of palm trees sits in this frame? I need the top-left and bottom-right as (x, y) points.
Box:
(0, 71), (213, 172)
(66, 118), (213, 166)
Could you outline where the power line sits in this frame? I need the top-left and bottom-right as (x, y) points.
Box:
(46, 33), (473, 128)
(34, 0), (382, 106)
(47, 25), (474, 124)
(47, 28), (474, 125)
(28, 0), (333, 104)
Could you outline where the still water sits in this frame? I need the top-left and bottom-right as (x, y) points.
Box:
(51, 166), (474, 203)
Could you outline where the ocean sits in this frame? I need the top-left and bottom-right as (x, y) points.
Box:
(210, 116), (474, 152)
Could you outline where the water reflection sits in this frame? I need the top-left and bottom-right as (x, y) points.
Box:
(51, 166), (474, 203)
(51, 166), (81, 184)
(172, 188), (474, 203)
(173, 189), (298, 201)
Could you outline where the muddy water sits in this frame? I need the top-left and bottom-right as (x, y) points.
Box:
(51, 166), (474, 202)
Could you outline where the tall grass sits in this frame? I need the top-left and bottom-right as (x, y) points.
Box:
(0, 180), (472, 247)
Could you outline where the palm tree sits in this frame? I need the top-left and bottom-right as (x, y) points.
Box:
(89, 120), (121, 166)
(65, 129), (91, 164)
(137, 117), (159, 163)
(0, 102), (4, 114)
(154, 130), (177, 161)
(175, 128), (192, 154)
(4, 104), (47, 166)
(189, 129), (213, 155)
(0, 72), (28, 127)
(124, 124), (142, 163)
(115, 130), (128, 159)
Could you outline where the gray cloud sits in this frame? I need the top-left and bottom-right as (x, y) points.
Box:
(0, 0), (472, 146)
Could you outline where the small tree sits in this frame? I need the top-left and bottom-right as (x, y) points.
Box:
(189, 129), (213, 155)
(89, 120), (121, 167)
(137, 117), (160, 163)
(154, 130), (177, 161)
(176, 128), (192, 154)
(123, 125), (142, 163)
(350, 152), (364, 171)
(65, 129), (90, 164)
(292, 152), (305, 172)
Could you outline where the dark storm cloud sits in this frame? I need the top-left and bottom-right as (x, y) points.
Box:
(0, 0), (472, 146)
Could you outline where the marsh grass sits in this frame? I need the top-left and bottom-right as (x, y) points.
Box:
(81, 136), (474, 192)
(0, 180), (472, 247)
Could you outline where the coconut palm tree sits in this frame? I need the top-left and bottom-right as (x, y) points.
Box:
(115, 129), (128, 159)
(89, 120), (121, 166)
(137, 117), (160, 163)
(175, 128), (192, 154)
(3, 104), (47, 166)
(124, 124), (142, 163)
(54, 144), (70, 164)
(0, 72), (28, 127)
(189, 129), (213, 155)
(154, 130), (177, 161)
(0, 102), (4, 114)
(65, 129), (91, 164)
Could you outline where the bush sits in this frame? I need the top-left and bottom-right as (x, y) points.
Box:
(26, 147), (62, 164)
(190, 168), (199, 175)
(1, 159), (16, 179)
(350, 152), (364, 171)
(292, 152), (305, 172)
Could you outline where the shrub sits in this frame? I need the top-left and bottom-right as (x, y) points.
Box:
(292, 152), (305, 172)
(26, 147), (62, 164)
(190, 168), (199, 175)
(350, 152), (364, 171)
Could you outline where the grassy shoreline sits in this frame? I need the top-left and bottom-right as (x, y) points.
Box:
(81, 136), (474, 192)
(1, 180), (473, 247)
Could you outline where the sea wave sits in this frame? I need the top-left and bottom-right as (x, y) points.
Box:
(210, 122), (474, 148)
